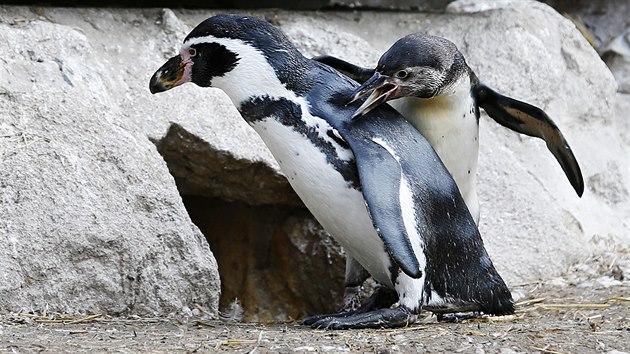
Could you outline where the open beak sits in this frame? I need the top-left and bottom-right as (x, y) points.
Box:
(347, 72), (399, 119)
(149, 54), (191, 94)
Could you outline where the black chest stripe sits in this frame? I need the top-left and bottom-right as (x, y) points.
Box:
(239, 96), (360, 190)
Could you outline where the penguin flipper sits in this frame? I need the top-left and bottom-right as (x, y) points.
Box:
(351, 133), (423, 279)
(313, 55), (374, 83)
(476, 83), (584, 196)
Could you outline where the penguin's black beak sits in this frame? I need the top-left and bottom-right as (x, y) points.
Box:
(347, 72), (399, 119)
(149, 54), (192, 94)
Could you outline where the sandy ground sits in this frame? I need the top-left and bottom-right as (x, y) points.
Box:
(2, 250), (628, 354)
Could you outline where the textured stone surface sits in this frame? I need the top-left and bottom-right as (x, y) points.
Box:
(0, 10), (220, 316)
(4, 0), (452, 11)
(542, 0), (630, 47)
(0, 1), (628, 320)
(154, 123), (301, 207)
(183, 196), (345, 322)
(601, 28), (630, 93)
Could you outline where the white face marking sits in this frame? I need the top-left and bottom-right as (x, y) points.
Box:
(370, 137), (427, 310)
(184, 35), (291, 105)
(183, 35), (352, 162)
(251, 118), (393, 286)
(389, 75), (480, 223)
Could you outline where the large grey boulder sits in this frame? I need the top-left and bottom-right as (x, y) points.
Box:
(0, 13), (220, 316)
(0, 0), (627, 320)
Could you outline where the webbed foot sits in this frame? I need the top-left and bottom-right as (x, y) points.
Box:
(310, 307), (415, 330)
(301, 286), (398, 326)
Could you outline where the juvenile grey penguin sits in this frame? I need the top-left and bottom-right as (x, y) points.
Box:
(315, 34), (583, 313)
(317, 34), (584, 219)
(150, 15), (513, 329)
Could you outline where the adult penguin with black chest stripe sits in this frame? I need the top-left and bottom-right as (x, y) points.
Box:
(150, 14), (513, 329)
(315, 33), (584, 313)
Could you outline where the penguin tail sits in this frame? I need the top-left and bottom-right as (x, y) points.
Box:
(476, 275), (515, 316)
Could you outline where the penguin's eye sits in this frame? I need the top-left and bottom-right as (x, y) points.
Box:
(188, 48), (197, 57)
(395, 70), (408, 79)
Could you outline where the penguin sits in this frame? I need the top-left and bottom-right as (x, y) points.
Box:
(314, 33), (584, 313)
(150, 14), (513, 329)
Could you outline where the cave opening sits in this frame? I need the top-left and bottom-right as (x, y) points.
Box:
(154, 123), (345, 322)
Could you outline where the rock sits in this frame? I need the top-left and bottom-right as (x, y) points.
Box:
(154, 123), (302, 207)
(600, 28), (630, 93)
(183, 199), (346, 321)
(329, 0), (451, 11)
(446, 0), (521, 13)
(541, 0), (630, 48)
(587, 161), (629, 205)
(0, 16), (219, 316)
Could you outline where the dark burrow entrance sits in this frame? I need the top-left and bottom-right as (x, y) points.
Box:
(154, 123), (346, 321)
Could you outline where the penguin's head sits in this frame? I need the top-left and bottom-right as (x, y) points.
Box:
(150, 14), (306, 106)
(348, 34), (468, 118)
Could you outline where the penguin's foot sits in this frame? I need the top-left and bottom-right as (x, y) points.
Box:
(301, 286), (398, 326)
(301, 311), (350, 326)
(310, 307), (415, 330)
(436, 312), (487, 323)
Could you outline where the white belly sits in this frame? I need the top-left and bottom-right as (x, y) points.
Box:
(250, 118), (394, 287)
(389, 87), (480, 224)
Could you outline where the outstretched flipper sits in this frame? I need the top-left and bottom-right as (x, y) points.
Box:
(476, 84), (584, 196)
(313, 55), (374, 83)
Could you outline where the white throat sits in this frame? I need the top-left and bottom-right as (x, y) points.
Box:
(389, 75), (480, 223)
